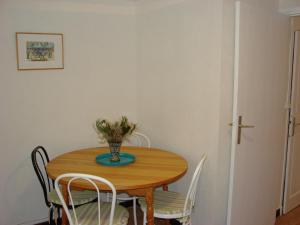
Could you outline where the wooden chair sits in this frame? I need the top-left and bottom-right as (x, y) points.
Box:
(31, 146), (98, 224)
(54, 173), (129, 225)
(139, 154), (207, 225)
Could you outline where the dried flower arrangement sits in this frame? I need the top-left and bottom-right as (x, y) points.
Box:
(95, 116), (136, 144)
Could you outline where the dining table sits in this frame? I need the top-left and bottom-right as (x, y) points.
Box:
(46, 146), (188, 225)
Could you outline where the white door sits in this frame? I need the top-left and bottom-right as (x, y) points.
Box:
(284, 31), (300, 213)
(227, 2), (289, 225)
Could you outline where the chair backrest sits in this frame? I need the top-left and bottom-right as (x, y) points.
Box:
(183, 154), (207, 217)
(55, 173), (117, 225)
(125, 131), (151, 148)
(31, 146), (53, 207)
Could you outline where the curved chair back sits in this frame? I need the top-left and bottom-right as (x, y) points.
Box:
(126, 132), (151, 148)
(55, 173), (117, 225)
(31, 146), (53, 207)
(183, 154), (207, 217)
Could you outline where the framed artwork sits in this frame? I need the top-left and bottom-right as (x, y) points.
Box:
(16, 32), (64, 70)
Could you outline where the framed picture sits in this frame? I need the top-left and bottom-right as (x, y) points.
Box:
(16, 32), (64, 70)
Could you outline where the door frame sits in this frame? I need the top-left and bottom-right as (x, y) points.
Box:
(226, 2), (240, 224)
(282, 16), (300, 214)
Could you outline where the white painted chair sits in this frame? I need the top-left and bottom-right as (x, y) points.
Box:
(139, 154), (207, 225)
(55, 173), (129, 225)
(125, 131), (151, 148)
(107, 131), (151, 225)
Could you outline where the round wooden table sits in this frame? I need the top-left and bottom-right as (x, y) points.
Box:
(46, 146), (188, 225)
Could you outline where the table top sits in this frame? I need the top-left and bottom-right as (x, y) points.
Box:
(46, 146), (188, 191)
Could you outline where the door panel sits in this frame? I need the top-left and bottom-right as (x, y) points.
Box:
(227, 2), (289, 225)
(284, 31), (300, 213)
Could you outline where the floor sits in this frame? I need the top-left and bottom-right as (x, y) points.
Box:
(276, 207), (300, 225)
(37, 205), (177, 225)
(126, 206), (180, 225)
(127, 205), (300, 225)
(38, 206), (300, 225)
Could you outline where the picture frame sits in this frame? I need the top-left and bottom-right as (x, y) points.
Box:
(16, 32), (64, 70)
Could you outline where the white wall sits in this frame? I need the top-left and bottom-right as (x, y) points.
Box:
(0, 1), (137, 224)
(136, 0), (225, 224)
(280, 0), (300, 8)
(279, 0), (300, 15)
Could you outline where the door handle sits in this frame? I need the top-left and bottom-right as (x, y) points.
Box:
(239, 124), (255, 128)
(229, 116), (255, 144)
(291, 117), (300, 137)
(229, 124), (255, 128)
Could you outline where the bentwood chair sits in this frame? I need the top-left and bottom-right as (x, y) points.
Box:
(31, 146), (98, 224)
(139, 154), (207, 225)
(106, 132), (151, 225)
(126, 132), (151, 148)
(55, 173), (129, 225)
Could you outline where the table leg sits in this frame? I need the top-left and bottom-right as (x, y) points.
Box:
(162, 185), (170, 225)
(145, 188), (154, 225)
(61, 185), (69, 225)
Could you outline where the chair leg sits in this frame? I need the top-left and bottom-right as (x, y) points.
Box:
(133, 198), (137, 225)
(57, 207), (61, 225)
(53, 206), (58, 225)
(143, 211), (147, 225)
(48, 207), (51, 225)
(182, 217), (191, 225)
(55, 206), (61, 225)
(49, 206), (54, 225)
